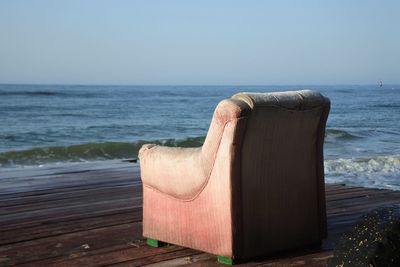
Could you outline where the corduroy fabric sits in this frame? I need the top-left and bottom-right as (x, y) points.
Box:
(142, 118), (248, 257)
(239, 106), (323, 258)
(232, 90), (325, 110)
(139, 90), (330, 260)
(139, 99), (250, 200)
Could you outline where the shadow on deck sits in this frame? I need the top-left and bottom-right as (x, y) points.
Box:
(1, 162), (399, 266)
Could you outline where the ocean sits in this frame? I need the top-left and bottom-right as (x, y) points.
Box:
(0, 84), (399, 190)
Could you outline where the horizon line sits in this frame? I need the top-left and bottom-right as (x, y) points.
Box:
(0, 82), (397, 87)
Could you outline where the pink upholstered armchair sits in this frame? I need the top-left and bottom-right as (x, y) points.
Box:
(139, 90), (330, 263)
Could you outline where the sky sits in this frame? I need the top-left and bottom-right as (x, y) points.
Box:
(0, 0), (399, 85)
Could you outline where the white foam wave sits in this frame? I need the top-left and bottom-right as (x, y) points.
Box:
(325, 155), (400, 190)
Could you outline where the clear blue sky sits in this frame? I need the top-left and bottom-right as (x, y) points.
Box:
(0, 0), (399, 85)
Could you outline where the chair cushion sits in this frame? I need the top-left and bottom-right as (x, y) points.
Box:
(232, 90), (326, 110)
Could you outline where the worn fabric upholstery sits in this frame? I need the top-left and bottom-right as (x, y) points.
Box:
(139, 90), (330, 260)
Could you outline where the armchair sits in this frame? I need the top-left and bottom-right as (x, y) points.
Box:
(139, 90), (330, 263)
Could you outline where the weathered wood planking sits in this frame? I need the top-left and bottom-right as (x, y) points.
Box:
(1, 162), (399, 266)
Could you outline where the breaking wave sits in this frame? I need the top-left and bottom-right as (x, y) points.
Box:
(2, 136), (400, 191)
(0, 137), (205, 167)
(325, 155), (400, 190)
(325, 129), (361, 141)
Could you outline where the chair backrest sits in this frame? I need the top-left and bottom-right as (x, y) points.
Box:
(231, 90), (330, 258)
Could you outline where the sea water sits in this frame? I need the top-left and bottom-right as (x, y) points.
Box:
(0, 84), (399, 190)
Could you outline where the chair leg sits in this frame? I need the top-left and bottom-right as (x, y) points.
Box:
(146, 238), (168, 247)
(217, 255), (235, 265)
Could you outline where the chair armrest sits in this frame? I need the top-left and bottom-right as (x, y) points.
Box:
(139, 144), (210, 200)
(139, 98), (250, 200)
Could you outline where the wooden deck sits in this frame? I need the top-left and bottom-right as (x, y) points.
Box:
(1, 161), (400, 266)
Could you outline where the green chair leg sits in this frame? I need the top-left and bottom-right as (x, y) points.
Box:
(217, 255), (235, 265)
(146, 238), (168, 247)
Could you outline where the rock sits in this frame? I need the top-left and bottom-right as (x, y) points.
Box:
(327, 205), (400, 267)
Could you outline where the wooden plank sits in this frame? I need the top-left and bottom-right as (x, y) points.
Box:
(0, 163), (399, 267)
(1, 222), (143, 266)
(0, 206), (141, 233)
(14, 245), (190, 267)
(0, 211), (136, 245)
(0, 185), (141, 212)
